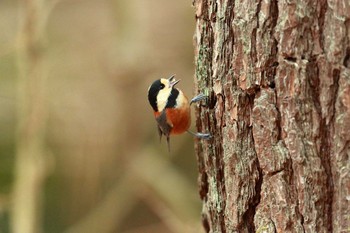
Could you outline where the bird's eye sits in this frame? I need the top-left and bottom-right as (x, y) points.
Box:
(160, 84), (165, 89)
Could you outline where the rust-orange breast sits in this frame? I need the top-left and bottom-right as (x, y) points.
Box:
(165, 107), (191, 135)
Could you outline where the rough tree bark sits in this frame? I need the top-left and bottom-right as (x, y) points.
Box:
(193, 0), (349, 232)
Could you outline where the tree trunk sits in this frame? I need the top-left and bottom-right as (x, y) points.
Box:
(11, 1), (53, 232)
(193, 0), (350, 232)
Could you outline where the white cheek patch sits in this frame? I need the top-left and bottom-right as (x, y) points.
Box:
(157, 88), (171, 112)
(175, 90), (188, 108)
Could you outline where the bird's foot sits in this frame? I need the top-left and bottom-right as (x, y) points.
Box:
(190, 93), (208, 105)
(187, 130), (212, 139)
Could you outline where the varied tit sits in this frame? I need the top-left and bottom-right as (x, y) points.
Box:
(147, 75), (211, 151)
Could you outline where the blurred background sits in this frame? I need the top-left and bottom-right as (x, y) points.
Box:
(0, 0), (204, 232)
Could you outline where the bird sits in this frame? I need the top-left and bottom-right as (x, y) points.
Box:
(147, 75), (211, 151)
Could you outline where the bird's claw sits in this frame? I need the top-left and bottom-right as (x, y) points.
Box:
(190, 93), (208, 105)
(195, 132), (212, 139)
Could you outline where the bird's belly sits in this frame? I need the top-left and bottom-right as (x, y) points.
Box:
(166, 107), (191, 135)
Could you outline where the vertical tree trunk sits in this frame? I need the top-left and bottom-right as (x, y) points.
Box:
(11, 1), (52, 232)
(193, 0), (349, 232)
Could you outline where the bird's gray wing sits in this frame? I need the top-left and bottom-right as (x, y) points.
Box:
(155, 110), (172, 151)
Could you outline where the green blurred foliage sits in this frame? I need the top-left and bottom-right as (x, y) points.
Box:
(0, 0), (203, 232)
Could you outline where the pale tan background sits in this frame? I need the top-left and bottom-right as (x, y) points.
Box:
(0, 0), (203, 232)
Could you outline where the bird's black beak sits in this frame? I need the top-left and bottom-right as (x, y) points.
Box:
(168, 75), (180, 88)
